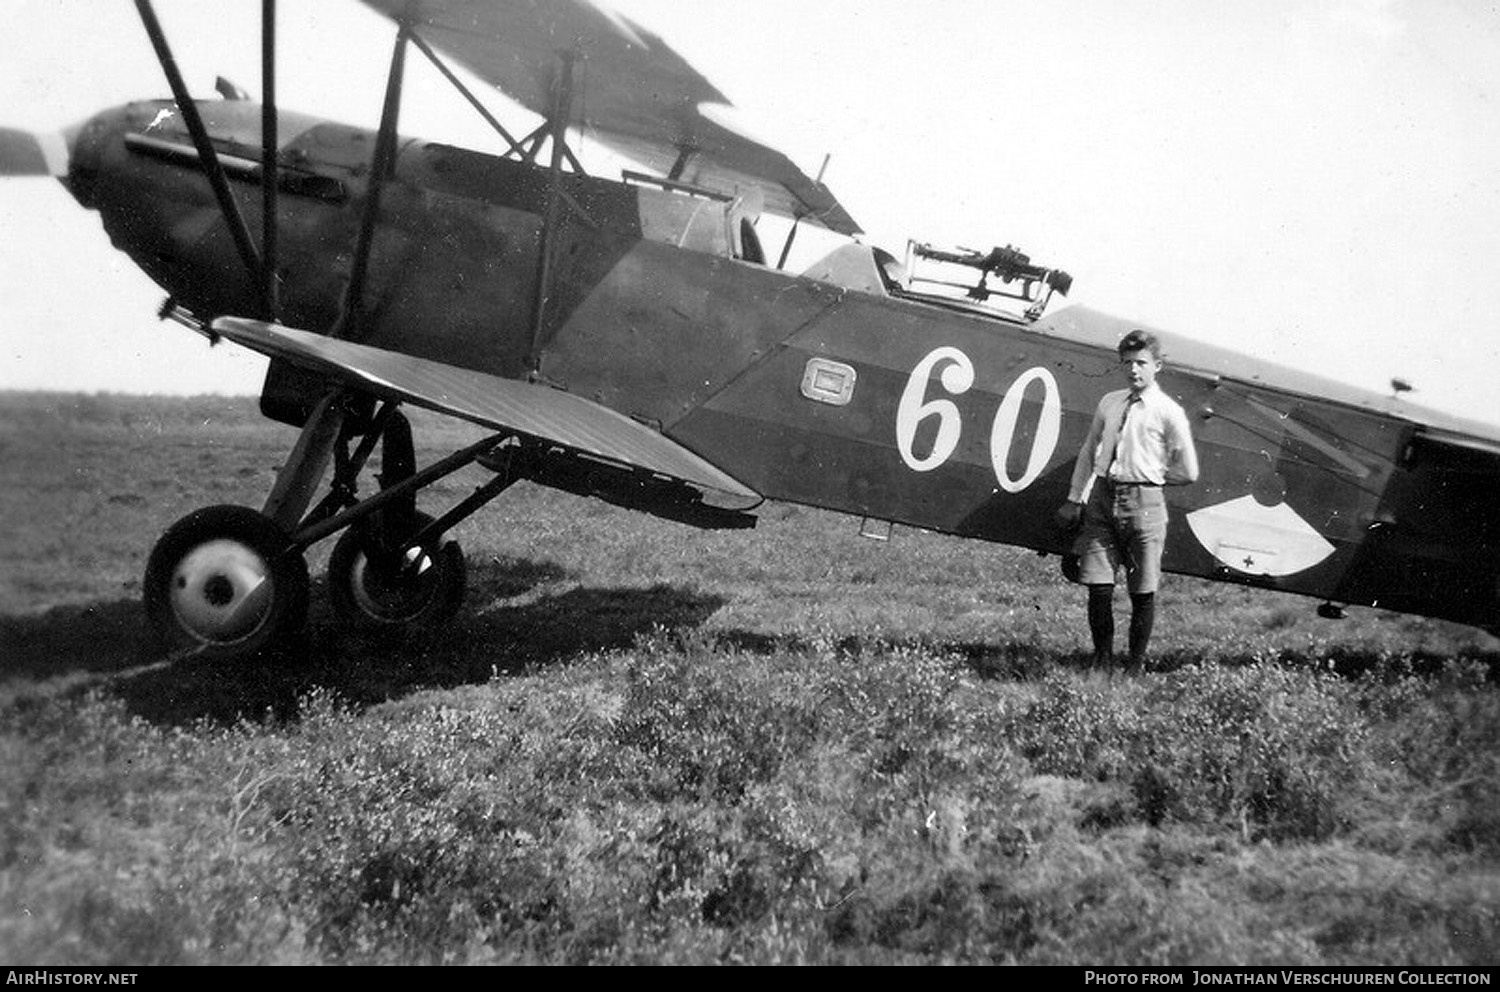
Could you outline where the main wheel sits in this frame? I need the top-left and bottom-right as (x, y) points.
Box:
(327, 512), (466, 631)
(143, 504), (310, 661)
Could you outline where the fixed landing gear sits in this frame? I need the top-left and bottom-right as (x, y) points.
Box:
(142, 504), (310, 660)
(141, 395), (515, 662)
(327, 510), (466, 631)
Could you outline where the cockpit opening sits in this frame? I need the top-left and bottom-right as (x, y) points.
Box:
(627, 169), (768, 264)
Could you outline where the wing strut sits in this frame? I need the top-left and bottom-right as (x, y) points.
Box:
(335, 19), (410, 342)
(133, 0), (263, 289)
(260, 0), (280, 319)
(527, 50), (578, 370)
(264, 13), (412, 526)
(776, 154), (830, 270)
(407, 30), (529, 160)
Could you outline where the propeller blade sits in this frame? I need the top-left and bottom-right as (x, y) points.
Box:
(0, 127), (72, 177)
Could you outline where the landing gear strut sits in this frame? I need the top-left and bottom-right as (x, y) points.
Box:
(142, 395), (517, 662)
(320, 410), (467, 630)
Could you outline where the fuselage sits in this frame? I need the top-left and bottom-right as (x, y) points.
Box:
(64, 98), (1500, 630)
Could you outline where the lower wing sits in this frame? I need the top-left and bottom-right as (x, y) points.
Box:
(211, 317), (762, 512)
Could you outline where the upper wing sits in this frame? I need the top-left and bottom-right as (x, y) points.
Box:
(358, 0), (861, 235)
(211, 317), (762, 511)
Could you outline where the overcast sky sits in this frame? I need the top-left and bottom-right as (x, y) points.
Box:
(1, 0), (1497, 427)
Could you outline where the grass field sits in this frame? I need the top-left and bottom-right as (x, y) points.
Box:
(2, 391), (1498, 965)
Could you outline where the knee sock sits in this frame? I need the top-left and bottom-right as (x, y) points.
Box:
(1087, 584), (1114, 662)
(1128, 592), (1156, 664)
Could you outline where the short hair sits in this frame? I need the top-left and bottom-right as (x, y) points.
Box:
(1117, 329), (1162, 361)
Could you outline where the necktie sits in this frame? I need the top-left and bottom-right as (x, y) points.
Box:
(1108, 394), (1141, 476)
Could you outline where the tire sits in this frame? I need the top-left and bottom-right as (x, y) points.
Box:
(143, 504), (310, 661)
(326, 511), (466, 632)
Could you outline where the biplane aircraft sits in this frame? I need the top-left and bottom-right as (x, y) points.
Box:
(2, 0), (1498, 660)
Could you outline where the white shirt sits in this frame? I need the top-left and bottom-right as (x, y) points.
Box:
(1067, 382), (1198, 502)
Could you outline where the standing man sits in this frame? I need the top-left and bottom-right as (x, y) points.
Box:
(1056, 329), (1199, 672)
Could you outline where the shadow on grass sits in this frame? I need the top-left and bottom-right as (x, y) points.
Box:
(103, 582), (725, 726)
(0, 600), (155, 681)
(7, 555), (1495, 727)
(1148, 644), (1500, 682)
(688, 629), (1500, 685)
(2, 556), (726, 727)
(467, 554), (570, 600)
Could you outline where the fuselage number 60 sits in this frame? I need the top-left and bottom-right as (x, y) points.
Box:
(896, 346), (1062, 493)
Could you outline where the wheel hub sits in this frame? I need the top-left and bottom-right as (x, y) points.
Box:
(169, 539), (273, 642)
(350, 545), (435, 617)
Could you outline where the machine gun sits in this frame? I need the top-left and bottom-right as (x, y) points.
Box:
(907, 241), (1073, 320)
